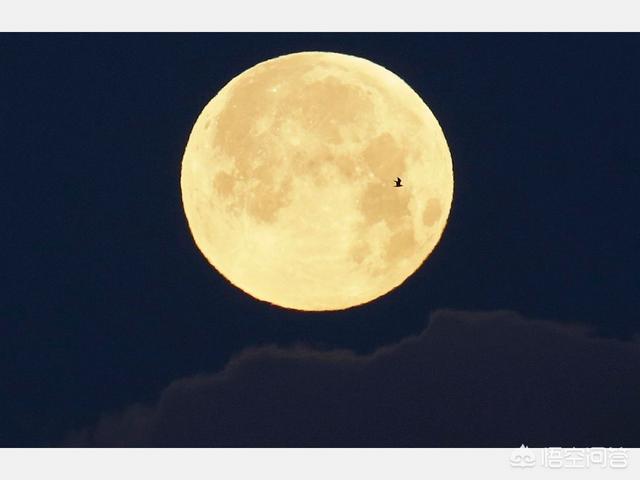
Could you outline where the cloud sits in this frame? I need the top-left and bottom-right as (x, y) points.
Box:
(64, 310), (640, 447)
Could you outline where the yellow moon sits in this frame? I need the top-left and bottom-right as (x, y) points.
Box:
(181, 51), (453, 311)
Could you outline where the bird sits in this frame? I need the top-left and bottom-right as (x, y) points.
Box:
(394, 177), (403, 187)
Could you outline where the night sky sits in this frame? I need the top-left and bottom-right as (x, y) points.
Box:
(1, 34), (639, 447)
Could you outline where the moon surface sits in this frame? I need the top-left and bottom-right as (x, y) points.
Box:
(181, 51), (453, 311)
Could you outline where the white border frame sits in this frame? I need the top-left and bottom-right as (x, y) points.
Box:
(1, 0), (640, 31)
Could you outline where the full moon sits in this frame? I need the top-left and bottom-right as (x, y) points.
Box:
(181, 51), (453, 311)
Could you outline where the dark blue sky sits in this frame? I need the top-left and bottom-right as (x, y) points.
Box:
(1, 34), (639, 446)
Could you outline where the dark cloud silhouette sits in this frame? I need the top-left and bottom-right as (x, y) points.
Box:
(65, 310), (640, 447)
